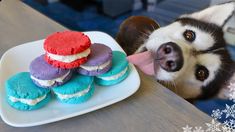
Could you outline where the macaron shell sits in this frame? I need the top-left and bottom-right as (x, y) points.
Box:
(5, 72), (51, 110)
(77, 43), (112, 76)
(97, 51), (128, 77)
(52, 74), (94, 95)
(7, 93), (51, 111)
(81, 43), (112, 66)
(45, 54), (88, 69)
(5, 72), (50, 99)
(78, 62), (112, 76)
(95, 66), (130, 86)
(31, 71), (72, 88)
(44, 31), (91, 55)
(30, 55), (70, 80)
(56, 84), (95, 104)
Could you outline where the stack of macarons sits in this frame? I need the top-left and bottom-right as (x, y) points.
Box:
(5, 31), (130, 111)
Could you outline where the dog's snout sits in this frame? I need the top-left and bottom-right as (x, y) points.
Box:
(156, 42), (184, 72)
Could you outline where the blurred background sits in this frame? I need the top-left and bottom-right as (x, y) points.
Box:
(23, 0), (235, 122)
(23, 0), (212, 37)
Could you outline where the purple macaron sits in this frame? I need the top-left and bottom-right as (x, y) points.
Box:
(29, 55), (72, 88)
(77, 43), (112, 76)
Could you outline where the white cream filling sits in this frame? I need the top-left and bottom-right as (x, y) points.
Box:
(31, 71), (70, 87)
(80, 61), (111, 71)
(47, 48), (90, 63)
(9, 95), (46, 106)
(97, 67), (128, 81)
(54, 85), (91, 100)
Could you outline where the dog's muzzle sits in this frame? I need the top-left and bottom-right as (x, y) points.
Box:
(155, 42), (184, 72)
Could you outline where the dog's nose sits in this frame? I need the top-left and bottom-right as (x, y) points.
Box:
(156, 42), (184, 72)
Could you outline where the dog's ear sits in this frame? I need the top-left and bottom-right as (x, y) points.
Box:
(116, 16), (160, 55)
(181, 2), (234, 27)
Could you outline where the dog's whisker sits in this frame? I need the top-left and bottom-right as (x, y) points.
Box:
(200, 47), (225, 54)
(158, 80), (178, 94)
(172, 81), (177, 94)
(137, 35), (147, 41)
(155, 57), (164, 61)
(143, 29), (152, 35)
(172, 81), (178, 95)
(138, 33), (149, 39)
(136, 35), (149, 45)
(138, 30), (150, 37)
(151, 24), (156, 31)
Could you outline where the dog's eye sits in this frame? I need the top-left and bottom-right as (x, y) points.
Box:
(195, 65), (209, 81)
(183, 30), (196, 42)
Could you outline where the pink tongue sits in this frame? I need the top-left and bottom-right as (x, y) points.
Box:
(127, 51), (155, 75)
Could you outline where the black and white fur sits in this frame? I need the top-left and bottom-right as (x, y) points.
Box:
(117, 2), (235, 100)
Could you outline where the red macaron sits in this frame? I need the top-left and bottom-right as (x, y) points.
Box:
(44, 31), (91, 69)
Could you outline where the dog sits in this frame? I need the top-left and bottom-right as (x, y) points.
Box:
(116, 2), (235, 101)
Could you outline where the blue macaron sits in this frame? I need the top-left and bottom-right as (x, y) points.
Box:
(95, 51), (130, 86)
(5, 72), (51, 111)
(52, 74), (94, 104)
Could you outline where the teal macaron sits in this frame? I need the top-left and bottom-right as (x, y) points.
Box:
(52, 74), (95, 104)
(95, 51), (130, 86)
(5, 72), (51, 111)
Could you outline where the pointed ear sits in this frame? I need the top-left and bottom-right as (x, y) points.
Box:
(181, 2), (235, 27)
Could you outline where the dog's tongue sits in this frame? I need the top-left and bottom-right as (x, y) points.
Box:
(127, 51), (154, 75)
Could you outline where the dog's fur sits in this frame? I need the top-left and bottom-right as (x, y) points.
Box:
(116, 2), (235, 100)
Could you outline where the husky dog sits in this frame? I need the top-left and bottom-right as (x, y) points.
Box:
(116, 2), (235, 100)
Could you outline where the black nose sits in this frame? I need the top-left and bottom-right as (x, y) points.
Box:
(156, 42), (184, 72)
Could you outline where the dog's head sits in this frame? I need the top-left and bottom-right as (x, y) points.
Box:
(117, 2), (235, 99)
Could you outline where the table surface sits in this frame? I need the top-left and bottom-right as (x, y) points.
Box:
(0, 0), (212, 131)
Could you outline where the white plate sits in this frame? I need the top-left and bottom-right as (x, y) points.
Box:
(0, 31), (140, 127)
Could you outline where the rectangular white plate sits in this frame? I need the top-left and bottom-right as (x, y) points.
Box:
(0, 31), (140, 127)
